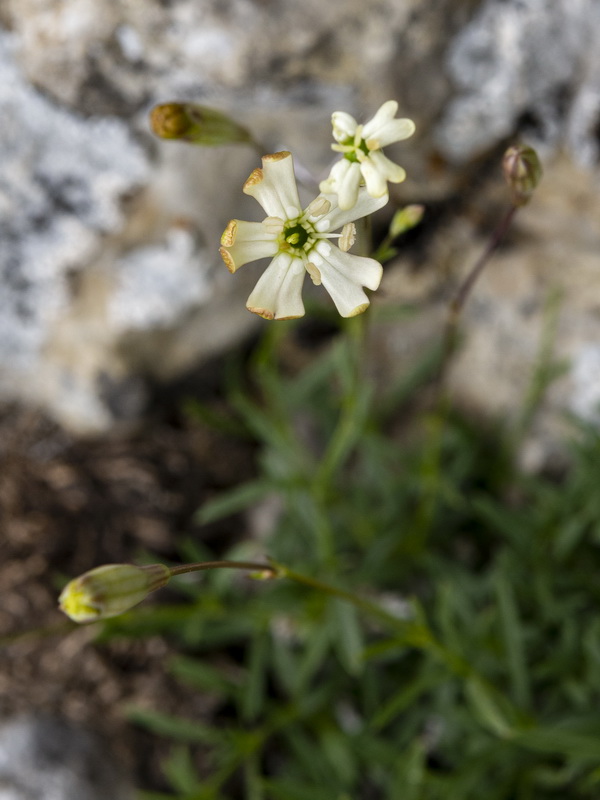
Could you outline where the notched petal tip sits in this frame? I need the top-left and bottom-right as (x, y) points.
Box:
(247, 306), (275, 320)
(243, 168), (264, 193)
(346, 302), (370, 318)
(276, 312), (306, 321)
(246, 305), (305, 321)
(220, 220), (237, 247)
(262, 151), (292, 163)
(219, 246), (237, 273)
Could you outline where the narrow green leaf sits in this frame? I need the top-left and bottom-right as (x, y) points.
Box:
(515, 726), (600, 762)
(370, 668), (445, 731)
(170, 655), (237, 698)
(126, 707), (224, 745)
(242, 628), (269, 722)
(195, 480), (273, 524)
(163, 744), (202, 795)
(465, 678), (514, 738)
(494, 569), (531, 709)
(330, 598), (364, 676)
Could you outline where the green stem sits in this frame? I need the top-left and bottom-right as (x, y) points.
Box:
(168, 560), (276, 578)
(439, 203), (519, 385)
(276, 564), (414, 632)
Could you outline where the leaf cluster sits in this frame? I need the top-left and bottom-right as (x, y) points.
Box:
(104, 316), (600, 800)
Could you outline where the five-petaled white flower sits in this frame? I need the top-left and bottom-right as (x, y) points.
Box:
(320, 101), (415, 211)
(220, 151), (387, 320)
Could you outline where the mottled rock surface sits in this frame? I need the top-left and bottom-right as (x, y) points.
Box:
(0, 0), (599, 436)
(0, 715), (133, 800)
(437, 0), (600, 165)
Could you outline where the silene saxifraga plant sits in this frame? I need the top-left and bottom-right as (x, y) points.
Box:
(220, 101), (415, 320)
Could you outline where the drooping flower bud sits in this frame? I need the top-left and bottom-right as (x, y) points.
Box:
(59, 563), (171, 623)
(149, 103), (253, 147)
(389, 204), (425, 238)
(502, 144), (542, 207)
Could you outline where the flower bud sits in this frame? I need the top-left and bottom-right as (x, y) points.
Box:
(389, 204), (425, 238)
(149, 103), (253, 147)
(59, 563), (171, 623)
(502, 144), (542, 206)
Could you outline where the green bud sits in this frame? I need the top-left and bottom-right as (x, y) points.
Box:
(59, 563), (171, 623)
(389, 204), (425, 238)
(149, 103), (253, 147)
(502, 144), (543, 206)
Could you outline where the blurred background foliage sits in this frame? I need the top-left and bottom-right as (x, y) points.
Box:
(94, 307), (600, 800)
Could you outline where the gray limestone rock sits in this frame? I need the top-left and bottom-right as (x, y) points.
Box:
(0, 716), (133, 800)
(0, 0), (600, 440)
(437, 0), (600, 164)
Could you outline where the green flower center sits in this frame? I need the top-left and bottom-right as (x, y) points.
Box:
(340, 137), (370, 162)
(284, 223), (310, 249)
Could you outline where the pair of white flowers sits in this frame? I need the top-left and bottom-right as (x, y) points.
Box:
(220, 101), (415, 320)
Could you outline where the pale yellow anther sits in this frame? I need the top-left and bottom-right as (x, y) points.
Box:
(263, 216), (285, 235)
(339, 223), (356, 252)
(306, 197), (331, 218)
(305, 262), (322, 285)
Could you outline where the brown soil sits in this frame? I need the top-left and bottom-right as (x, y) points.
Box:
(0, 398), (256, 791)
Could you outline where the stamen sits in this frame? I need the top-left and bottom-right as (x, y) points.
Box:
(306, 197), (331, 218)
(263, 216), (285, 234)
(305, 262), (322, 285)
(339, 223), (356, 252)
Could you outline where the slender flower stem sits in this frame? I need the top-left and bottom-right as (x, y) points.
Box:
(168, 560), (276, 578)
(440, 204), (518, 378)
(275, 563), (413, 632)
(158, 559), (508, 709)
(416, 205), (520, 551)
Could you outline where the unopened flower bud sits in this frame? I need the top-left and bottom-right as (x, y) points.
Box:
(502, 144), (542, 206)
(59, 563), (171, 623)
(389, 204), (425, 238)
(150, 103), (253, 147)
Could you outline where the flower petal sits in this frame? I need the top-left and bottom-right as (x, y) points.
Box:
(336, 162), (362, 211)
(246, 253), (305, 320)
(368, 150), (407, 183)
(365, 118), (415, 149)
(319, 187), (388, 231)
(243, 152), (302, 218)
(359, 157), (389, 198)
(316, 247), (383, 317)
(361, 100), (399, 140)
(332, 111), (358, 142)
(219, 219), (279, 272)
(319, 158), (350, 196)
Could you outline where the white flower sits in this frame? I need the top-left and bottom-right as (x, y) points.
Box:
(220, 151), (387, 320)
(320, 100), (415, 211)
